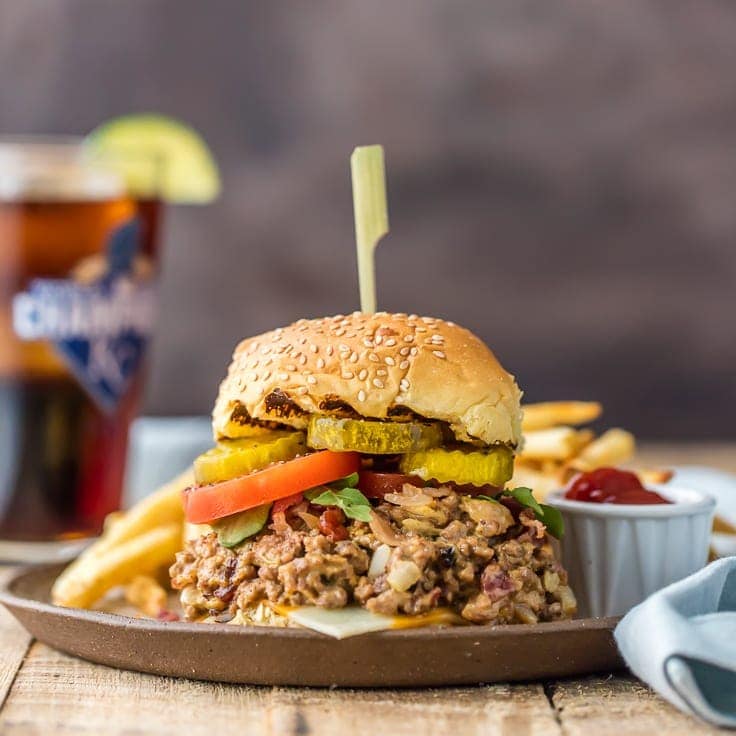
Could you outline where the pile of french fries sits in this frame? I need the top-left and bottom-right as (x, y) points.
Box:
(512, 401), (670, 501)
(51, 468), (193, 614)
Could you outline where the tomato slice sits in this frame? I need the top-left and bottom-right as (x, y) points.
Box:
(183, 451), (361, 524)
(358, 471), (502, 499)
(358, 472), (426, 498)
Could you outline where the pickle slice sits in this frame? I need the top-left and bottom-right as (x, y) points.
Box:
(399, 446), (514, 487)
(194, 431), (306, 485)
(307, 416), (442, 454)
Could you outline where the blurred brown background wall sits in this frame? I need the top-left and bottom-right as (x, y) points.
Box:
(1, 0), (734, 438)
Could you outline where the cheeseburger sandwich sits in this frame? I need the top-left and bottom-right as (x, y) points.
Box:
(171, 312), (576, 628)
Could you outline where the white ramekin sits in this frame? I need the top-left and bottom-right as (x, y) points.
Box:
(546, 484), (715, 618)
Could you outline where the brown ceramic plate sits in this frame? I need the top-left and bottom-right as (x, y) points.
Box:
(0, 564), (624, 687)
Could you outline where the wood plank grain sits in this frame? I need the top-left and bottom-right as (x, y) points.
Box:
(550, 675), (722, 735)
(0, 642), (559, 736)
(0, 569), (31, 710)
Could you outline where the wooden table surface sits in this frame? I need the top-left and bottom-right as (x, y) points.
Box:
(0, 443), (732, 736)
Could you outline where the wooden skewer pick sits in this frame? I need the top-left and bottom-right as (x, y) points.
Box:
(351, 145), (389, 314)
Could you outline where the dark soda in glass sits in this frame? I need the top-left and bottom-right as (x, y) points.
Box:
(0, 140), (162, 559)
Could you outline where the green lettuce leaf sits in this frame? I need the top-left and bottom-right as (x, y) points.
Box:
(308, 486), (372, 522)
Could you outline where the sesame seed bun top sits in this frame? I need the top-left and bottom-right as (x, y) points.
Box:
(212, 312), (523, 448)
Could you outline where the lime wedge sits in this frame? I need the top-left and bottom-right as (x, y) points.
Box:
(86, 114), (220, 203)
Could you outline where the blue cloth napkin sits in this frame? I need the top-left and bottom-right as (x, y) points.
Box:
(615, 557), (736, 728)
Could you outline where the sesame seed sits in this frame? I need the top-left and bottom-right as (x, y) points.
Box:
(339, 344), (350, 353)
(410, 347), (418, 356)
(297, 386), (309, 395)
(377, 368), (387, 376)
(326, 345), (334, 356)
(357, 390), (366, 402)
(416, 326), (427, 333)
(316, 358), (326, 369)
(362, 338), (373, 348)
(349, 352), (359, 363)
(307, 375), (317, 384)
(422, 317), (435, 324)
(409, 314), (418, 321)
(373, 378), (384, 388)
(368, 353), (379, 363)
(299, 355), (307, 365)
(260, 346), (271, 355)
(384, 338), (396, 347)
(358, 369), (368, 380)
(433, 350), (446, 359)
(297, 324), (309, 332)
(263, 357), (273, 366)
(400, 346), (411, 356)
(310, 344), (319, 354)
(249, 359), (259, 368)
(403, 335), (414, 343)
(399, 360), (410, 370)
(278, 372), (289, 381)
(385, 356), (395, 366)
(334, 328), (346, 337)
(298, 337), (308, 345)
(342, 370), (354, 379)
(374, 335), (383, 345)
(263, 370), (272, 380)
(400, 379), (410, 391)
(286, 364), (297, 371)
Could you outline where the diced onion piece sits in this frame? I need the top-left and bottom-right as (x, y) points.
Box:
(543, 570), (560, 593)
(297, 511), (321, 530)
(384, 491), (434, 507)
(513, 604), (538, 625)
(558, 585), (578, 616)
(401, 518), (440, 536)
(387, 560), (422, 592)
(368, 511), (402, 546)
(368, 544), (392, 579)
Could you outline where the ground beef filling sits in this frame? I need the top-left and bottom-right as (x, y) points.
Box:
(170, 486), (576, 625)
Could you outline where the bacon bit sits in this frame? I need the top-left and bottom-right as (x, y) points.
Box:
(213, 585), (237, 603)
(156, 610), (180, 622)
(272, 492), (304, 514)
(319, 508), (348, 541)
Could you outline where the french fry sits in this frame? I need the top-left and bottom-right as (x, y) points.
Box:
(92, 467), (192, 555)
(567, 428), (635, 471)
(52, 523), (181, 609)
(522, 401), (602, 432)
(509, 464), (564, 503)
(637, 469), (674, 486)
(51, 468), (193, 609)
(125, 575), (168, 617)
(520, 427), (592, 461)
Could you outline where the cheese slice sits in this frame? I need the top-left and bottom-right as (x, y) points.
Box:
(274, 605), (463, 639)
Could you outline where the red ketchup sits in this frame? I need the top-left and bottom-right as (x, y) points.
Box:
(565, 468), (672, 505)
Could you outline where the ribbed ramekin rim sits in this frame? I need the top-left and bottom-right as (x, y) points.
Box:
(545, 483), (716, 518)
